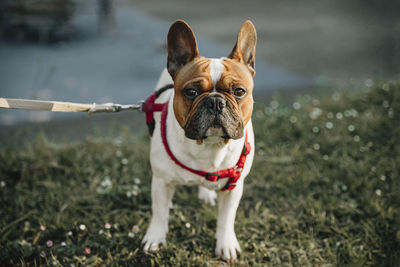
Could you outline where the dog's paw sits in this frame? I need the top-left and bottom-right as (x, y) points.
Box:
(198, 186), (217, 206)
(215, 232), (241, 261)
(142, 228), (166, 252)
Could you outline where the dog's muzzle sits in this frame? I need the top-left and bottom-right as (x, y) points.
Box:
(184, 95), (244, 140)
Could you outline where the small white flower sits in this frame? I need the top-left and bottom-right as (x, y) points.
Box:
(313, 144), (320, 151)
(113, 136), (123, 146)
(105, 223), (111, 229)
(46, 240), (53, 247)
(0, 181), (5, 188)
(98, 229), (104, 235)
(264, 107), (273, 114)
(290, 116), (297, 123)
(121, 158), (129, 165)
(388, 108), (394, 118)
(375, 189), (382, 196)
(79, 224), (86, 231)
(365, 78), (373, 87)
(133, 178), (141, 184)
(270, 100), (279, 110)
(354, 136), (360, 142)
(67, 231), (73, 236)
(382, 100), (389, 108)
(348, 125), (355, 132)
(312, 99), (320, 106)
(185, 222), (191, 228)
(312, 126), (320, 133)
(351, 109), (359, 117)
(380, 175), (386, 181)
(132, 225), (140, 233)
(292, 102), (301, 110)
(336, 112), (343, 119)
(309, 108), (323, 120)
(128, 232), (135, 238)
(101, 177), (112, 187)
(325, 122), (333, 129)
(61, 241), (67, 246)
(323, 155), (329, 160)
(126, 191), (132, 198)
(115, 150), (123, 157)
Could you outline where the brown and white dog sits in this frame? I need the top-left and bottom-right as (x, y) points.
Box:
(142, 20), (256, 261)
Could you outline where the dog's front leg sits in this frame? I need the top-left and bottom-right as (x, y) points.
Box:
(215, 180), (243, 261)
(142, 176), (175, 251)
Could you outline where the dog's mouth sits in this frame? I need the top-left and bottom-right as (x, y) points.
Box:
(183, 101), (244, 141)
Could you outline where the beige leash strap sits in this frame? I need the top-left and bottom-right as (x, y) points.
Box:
(0, 98), (142, 114)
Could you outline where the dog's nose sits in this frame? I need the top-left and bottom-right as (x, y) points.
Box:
(205, 96), (226, 114)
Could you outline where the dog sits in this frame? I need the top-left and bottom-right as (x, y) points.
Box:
(142, 19), (256, 261)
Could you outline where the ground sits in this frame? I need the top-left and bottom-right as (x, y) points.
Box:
(1, 80), (399, 266)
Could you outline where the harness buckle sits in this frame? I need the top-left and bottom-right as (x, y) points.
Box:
(136, 100), (145, 112)
(205, 172), (220, 182)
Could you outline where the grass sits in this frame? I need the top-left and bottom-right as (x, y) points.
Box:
(1, 80), (399, 266)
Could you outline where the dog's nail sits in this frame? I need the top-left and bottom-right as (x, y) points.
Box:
(196, 139), (203, 145)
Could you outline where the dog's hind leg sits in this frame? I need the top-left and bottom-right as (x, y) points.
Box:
(198, 186), (217, 206)
(142, 177), (175, 251)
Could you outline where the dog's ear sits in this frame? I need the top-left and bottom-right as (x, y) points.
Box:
(228, 20), (257, 76)
(167, 20), (199, 78)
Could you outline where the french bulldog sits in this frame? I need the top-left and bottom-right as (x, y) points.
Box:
(142, 19), (256, 261)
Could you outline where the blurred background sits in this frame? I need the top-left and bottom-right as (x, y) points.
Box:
(0, 0), (399, 140)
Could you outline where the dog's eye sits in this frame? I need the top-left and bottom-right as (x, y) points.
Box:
(183, 88), (198, 99)
(233, 88), (247, 98)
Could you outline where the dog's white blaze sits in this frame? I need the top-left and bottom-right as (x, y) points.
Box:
(209, 58), (225, 88)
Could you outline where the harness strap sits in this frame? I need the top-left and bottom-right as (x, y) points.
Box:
(141, 84), (174, 135)
(160, 100), (250, 191)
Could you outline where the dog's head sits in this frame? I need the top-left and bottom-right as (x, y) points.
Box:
(167, 20), (256, 141)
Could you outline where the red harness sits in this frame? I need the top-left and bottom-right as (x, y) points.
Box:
(142, 84), (251, 191)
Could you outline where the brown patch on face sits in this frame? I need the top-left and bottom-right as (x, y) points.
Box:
(171, 57), (254, 140)
(218, 58), (254, 126)
(172, 57), (213, 127)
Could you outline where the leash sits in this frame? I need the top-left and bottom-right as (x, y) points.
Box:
(0, 84), (176, 115)
(0, 98), (143, 114)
